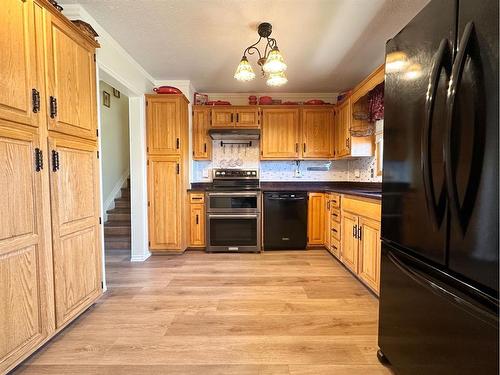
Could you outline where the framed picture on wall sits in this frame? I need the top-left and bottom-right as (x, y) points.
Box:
(112, 88), (120, 98)
(194, 92), (208, 105)
(103, 91), (111, 108)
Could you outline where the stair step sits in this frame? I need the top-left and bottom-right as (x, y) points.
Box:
(104, 226), (131, 236)
(105, 240), (131, 250)
(114, 199), (130, 208)
(107, 213), (131, 222)
(107, 207), (131, 215)
(121, 188), (130, 198)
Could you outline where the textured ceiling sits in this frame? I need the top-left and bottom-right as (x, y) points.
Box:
(62, 0), (429, 92)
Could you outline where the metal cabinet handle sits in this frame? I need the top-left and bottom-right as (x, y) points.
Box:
(50, 96), (57, 118)
(204, 143), (207, 153)
(295, 143), (299, 153)
(32, 89), (40, 113)
(51, 150), (60, 172)
(303, 143), (306, 153)
(34, 148), (43, 172)
(231, 113), (234, 123)
(358, 226), (362, 240)
(195, 214), (199, 225)
(176, 138), (180, 149)
(236, 113), (239, 122)
(327, 200), (331, 210)
(353, 224), (358, 239)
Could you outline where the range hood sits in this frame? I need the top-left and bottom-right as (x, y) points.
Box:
(208, 128), (260, 140)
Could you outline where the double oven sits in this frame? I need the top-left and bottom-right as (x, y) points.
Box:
(206, 169), (261, 252)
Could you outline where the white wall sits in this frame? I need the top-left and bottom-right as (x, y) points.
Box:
(100, 81), (130, 216)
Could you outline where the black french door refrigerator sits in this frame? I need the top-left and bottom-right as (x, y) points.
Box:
(378, 0), (499, 374)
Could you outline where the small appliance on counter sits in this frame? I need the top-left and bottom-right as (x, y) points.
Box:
(205, 169), (261, 253)
(264, 192), (307, 250)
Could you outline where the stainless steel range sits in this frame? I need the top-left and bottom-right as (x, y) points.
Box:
(206, 169), (261, 253)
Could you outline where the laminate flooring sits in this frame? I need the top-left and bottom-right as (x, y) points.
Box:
(12, 249), (394, 375)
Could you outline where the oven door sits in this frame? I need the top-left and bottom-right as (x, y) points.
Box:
(206, 213), (261, 252)
(206, 192), (260, 213)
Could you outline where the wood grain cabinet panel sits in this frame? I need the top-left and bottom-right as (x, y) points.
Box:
(192, 107), (211, 160)
(340, 211), (359, 274)
(45, 13), (97, 140)
(210, 107), (234, 128)
(336, 99), (351, 158)
(147, 96), (184, 155)
(189, 202), (205, 248)
(307, 193), (325, 245)
(358, 217), (381, 294)
(0, 0), (42, 128)
(302, 108), (334, 159)
(261, 108), (300, 159)
(235, 107), (259, 128)
(148, 156), (182, 250)
(48, 135), (102, 327)
(0, 124), (53, 374)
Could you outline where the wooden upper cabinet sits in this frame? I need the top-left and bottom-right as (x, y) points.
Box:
(192, 107), (211, 160)
(302, 107), (334, 159)
(148, 156), (182, 250)
(261, 108), (300, 159)
(48, 135), (102, 327)
(147, 95), (188, 155)
(235, 107), (259, 128)
(307, 192), (325, 245)
(336, 98), (351, 157)
(45, 13), (97, 140)
(358, 216), (381, 294)
(211, 107), (234, 128)
(0, 124), (54, 374)
(341, 211), (359, 274)
(0, 0), (42, 128)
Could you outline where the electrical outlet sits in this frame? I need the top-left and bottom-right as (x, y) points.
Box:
(354, 169), (360, 178)
(202, 169), (209, 179)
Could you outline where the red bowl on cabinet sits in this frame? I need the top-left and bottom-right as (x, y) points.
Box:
(153, 86), (182, 94)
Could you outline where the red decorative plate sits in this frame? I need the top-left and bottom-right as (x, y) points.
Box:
(304, 99), (326, 105)
(206, 100), (231, 105)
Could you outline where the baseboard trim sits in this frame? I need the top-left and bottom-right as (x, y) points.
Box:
(103, 169), (130, 221)
(130, 251), (151, 262)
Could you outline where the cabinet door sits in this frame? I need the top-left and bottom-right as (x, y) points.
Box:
(45, 14), (97, 140)
(189, 204), (205, 247)
(0, 124), (54, 374)
(261, 108), (300, 159)
(192, 108), (211, 160)
(48, 135), (102, 327)
(211, 107), (234, 128)
(0, 0), (43, 128)
(358, 217), (381, 294)
(324, 194), (333, 249)
(147, 97), (182, 155)
(307, 193), (325, 245)
(235, 107), (259, 128)
(337, 99), (351, 157)
(333, 108), (341, 158)
(148, 156), (182, 250)
(341, 212), (358, 273)
(302, 108), (334, 159)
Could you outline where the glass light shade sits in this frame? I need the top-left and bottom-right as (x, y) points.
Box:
(263, 47), (287, 73)
(234, 56), (255, 81)
(266, 71), (288, 87)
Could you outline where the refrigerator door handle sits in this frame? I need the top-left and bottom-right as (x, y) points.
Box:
(387, 250), (497, 326)
(444, 21), (484, 234)
(422, 38), (451, 229)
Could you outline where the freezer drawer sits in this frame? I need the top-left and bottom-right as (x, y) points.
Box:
(378, 243), (498, 375)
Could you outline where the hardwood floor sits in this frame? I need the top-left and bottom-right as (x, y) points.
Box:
(12, 249), (393, 375)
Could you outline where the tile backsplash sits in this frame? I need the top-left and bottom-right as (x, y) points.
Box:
(192, 140), (382, 183)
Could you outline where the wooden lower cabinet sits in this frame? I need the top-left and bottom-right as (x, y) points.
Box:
(358, 217), (381, 294)
(48, 135), (102, 327)
(188, 193), (205, 248)
(340, 212), (359, 274)
(307, 193), (325, 246)
(148, 156), (183, 251)
(0, 122), (54, 374)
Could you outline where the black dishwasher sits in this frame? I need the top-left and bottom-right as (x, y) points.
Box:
(264, 192), (308, 250)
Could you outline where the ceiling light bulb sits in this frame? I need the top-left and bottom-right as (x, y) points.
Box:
(263, 47), (287, 73)
(266, 71), (288, 87)
(234, 56), (256, 82)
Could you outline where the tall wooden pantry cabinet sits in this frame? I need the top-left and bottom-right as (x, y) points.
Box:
(146, 94), (190, 253)
(0, 1), (102, 373)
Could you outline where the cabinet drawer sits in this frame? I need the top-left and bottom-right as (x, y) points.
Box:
(343, 195), (381, 221)
(329, 237), (340, 258)
(330, 220), (341, 240)
(330, 194), (341, 208)
(189, 192), (205, 203)
(331, 208), (341, 222)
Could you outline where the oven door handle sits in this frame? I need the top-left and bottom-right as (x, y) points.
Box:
(208, 214), (259, 218)
(207, 192), (259, 196)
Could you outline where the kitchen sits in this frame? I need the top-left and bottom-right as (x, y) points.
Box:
(1, 0), (498, 374)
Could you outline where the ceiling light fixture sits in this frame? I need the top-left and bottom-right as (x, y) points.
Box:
(234, 22), (288, 87)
